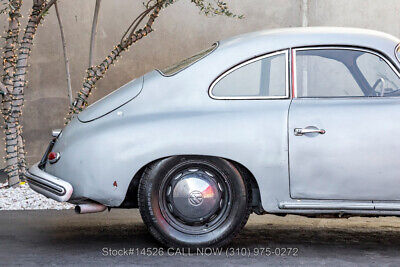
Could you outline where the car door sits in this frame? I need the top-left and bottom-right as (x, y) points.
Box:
(288, 47), (400, 201)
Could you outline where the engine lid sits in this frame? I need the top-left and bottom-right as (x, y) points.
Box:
(78, 76), (144, 122)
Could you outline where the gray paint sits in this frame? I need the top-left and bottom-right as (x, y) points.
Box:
(289, 97), (400, 201)
(3, 0), (400, 167)
(78, 77), (143, 122)
(28, 27), (400, 216)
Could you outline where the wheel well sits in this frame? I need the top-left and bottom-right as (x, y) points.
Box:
(119, 156), (264, 214)
(229, 160), (265, 215)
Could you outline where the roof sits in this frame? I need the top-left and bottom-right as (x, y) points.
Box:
(221, 27), (399, 45)
(215, 27), (400, 64)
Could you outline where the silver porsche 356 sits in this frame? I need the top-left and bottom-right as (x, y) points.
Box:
(27, 27), (400, 247)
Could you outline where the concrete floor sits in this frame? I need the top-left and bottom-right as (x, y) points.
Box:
(1, 210), (400, 266)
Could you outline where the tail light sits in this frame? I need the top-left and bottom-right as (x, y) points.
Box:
(48, 152), (60, 164)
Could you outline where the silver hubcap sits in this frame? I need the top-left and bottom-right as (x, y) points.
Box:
(166, 169), (222, 224)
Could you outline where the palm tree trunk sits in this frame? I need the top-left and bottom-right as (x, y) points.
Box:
(2, 0), (22, 186)
(5, 0), (46, 185)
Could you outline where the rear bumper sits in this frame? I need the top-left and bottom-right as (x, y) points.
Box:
(26, 162), (73, 202)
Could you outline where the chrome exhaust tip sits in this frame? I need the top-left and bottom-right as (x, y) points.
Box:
(75, 203), (107, 214)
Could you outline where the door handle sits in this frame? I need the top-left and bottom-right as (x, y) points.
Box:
(294, 127), (326, 136)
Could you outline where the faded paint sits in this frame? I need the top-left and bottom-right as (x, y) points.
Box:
(0, 0), (399, 166)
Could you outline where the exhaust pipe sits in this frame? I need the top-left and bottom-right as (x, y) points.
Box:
(75, 203), (107, 214)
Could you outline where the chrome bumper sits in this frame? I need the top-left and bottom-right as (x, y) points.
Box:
(26, 162), (73, 202)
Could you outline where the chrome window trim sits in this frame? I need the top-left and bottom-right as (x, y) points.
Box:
(292, 46), (400, 99)
(209, 50), (289, 100)
(292, 49), (297, 98)
(395, 43), (400, 63)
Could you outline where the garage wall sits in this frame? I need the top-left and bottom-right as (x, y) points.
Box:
(307, 0), (400, 37)
(0, 0), (399, 167)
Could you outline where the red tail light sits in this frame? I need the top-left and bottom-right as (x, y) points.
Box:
(48, 152), (60, 164)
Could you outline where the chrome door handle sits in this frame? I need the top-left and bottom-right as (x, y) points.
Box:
(294, 128), (326, 136)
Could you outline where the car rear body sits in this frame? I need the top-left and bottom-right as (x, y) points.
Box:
(28, 27), (400, 216)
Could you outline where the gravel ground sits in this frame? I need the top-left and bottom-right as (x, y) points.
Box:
(0, 182), (73, 210)
(0, 168), (72, 210)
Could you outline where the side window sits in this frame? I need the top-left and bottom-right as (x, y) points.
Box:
(295, 49), (400, 98)
(211, 51), (288, 99)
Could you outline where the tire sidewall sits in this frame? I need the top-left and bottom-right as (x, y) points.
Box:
(139, 156), (249, 248)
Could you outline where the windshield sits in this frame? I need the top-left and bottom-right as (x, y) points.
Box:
(356, 52), (400, 96)
(159, 43), (217, 76)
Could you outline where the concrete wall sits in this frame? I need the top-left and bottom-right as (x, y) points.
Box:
(0, 0), (400, 167)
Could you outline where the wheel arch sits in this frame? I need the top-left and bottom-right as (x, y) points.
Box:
(119, 155), (264, 214)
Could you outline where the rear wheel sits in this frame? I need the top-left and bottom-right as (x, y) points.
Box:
(138, 156), (251, 248)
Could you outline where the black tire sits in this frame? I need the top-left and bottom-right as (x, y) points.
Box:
(138, 156), (251, 248)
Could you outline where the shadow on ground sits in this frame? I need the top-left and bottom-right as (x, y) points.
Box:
(1, 209), (400, 265)
(43, 218), (400, 248)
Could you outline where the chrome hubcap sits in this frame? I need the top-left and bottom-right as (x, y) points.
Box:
(159, 162), (233, 234)
(166, 169), (222, 224)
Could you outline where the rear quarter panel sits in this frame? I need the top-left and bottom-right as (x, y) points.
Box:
(46, 47), (291, 210)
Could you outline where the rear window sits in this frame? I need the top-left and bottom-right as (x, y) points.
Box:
(210, 51), (288, 99)
(160, 43), (218, 76)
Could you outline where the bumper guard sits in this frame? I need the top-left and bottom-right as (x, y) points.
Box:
(26, 163), (73, 202)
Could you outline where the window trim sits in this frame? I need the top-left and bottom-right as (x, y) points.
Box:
(209, 50), (289, 100)
(292, 46), (400, 99)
